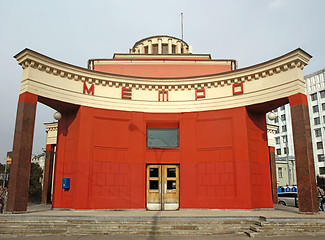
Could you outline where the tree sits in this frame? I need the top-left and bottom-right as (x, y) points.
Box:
(0, 163), (5, 187)
(29, 163), (43, 203)
(0, 163), (4, 172)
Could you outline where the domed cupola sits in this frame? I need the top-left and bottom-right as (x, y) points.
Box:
(130, 35), (192, 54)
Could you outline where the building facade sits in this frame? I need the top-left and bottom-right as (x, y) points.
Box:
(305, 68), (325, 176)
(268, 68), (325, 187)
(7, 36), (318, 213)
(266, 104), (297, 187)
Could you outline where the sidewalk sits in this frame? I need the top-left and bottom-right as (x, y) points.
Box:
(1, 204), (325, 239)
(3, 203), (323, 220)
(0, 234), (324, 240)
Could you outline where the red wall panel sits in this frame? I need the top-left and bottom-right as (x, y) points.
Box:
(52, 110), (80, 209)
(52, 106), (273, 210)
(246, 110), (273, 208)
(94, 64), (232, 78)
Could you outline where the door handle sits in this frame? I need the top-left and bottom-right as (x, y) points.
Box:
(164, 183), (167, 194)
(159, 184), (161, 194)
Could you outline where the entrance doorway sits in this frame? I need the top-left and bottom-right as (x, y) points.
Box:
(146, 164), (179, 210)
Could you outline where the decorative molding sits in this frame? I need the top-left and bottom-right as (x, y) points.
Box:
(14, 48), (311, 113)
(16, 49), (310, 93)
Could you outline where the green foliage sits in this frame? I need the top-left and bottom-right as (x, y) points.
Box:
(0, 163), (6, 187)
(0, 163), (5, 172)
(28, 163), (43, 203)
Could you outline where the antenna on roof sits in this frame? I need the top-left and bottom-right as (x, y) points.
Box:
(181, 13), (184, 41)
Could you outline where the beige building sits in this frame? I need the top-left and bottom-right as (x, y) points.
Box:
(267, 124), (297, 188)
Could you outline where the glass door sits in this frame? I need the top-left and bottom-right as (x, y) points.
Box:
(146, 164), (179, 210)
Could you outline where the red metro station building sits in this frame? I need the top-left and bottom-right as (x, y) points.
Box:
(7, 36), (319, 213)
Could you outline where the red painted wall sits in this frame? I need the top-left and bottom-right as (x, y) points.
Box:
(52, 106), (273, 210)
(93, 64), (232, 78)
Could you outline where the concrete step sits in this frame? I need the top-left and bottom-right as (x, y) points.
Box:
(0, 218), (254, 236)
(246, 219), (325, 238)
(3, 215), (325, 237)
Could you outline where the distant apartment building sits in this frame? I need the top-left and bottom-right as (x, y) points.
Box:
(266, 105), (296, 187)
(267, 68), (325, 187)
(305, 68), (325, 176)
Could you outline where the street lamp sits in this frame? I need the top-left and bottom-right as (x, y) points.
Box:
(267, 111), (292, 186)
(53, 112), (62, 120)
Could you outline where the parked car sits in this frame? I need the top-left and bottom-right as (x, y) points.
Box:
(278, 192), (298, 207)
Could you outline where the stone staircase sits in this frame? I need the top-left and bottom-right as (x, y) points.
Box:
(0, 216), (257, 236)
(1, 214), (325, 237)
(245, 217), (325, 237)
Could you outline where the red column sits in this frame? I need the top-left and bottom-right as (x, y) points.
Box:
(269, 146), (278, 204)
(6, 92), (38, 213)
(42, 144), (55, 204)
(289, 93), (318, 213)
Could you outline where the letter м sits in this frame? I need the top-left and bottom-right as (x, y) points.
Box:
(83, 82), (94, 95)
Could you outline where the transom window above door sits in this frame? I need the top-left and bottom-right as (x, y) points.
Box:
(147, 128), (179, 148)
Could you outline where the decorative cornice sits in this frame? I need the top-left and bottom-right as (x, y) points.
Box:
(15, 48), (310, 92)
(267, 124), (278, 134)
(14, 48), (312, 113)
(44, 122), (58, 132)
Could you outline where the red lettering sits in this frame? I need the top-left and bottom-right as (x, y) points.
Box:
(158, 90), (168, 101)
(122, 88), (132, 99)
(195, 89), (205, 100)
(83, 82), (94, 95)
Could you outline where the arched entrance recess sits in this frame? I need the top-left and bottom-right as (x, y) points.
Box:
(7, 47), (318, 213)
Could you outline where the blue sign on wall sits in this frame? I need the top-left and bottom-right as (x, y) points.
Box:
(62, 178), (70, 189)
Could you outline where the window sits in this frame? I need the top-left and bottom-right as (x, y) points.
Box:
(323, 115), (325, 123)
(282, 135), (287, 143)
(322, 103), (325, 111)
(282, 125), (287, 132)
(150, 168), (159, 177)
(172, 45), (176, 54)
(320, 167), (325, 175)
(276, 149), (281, 155)
(281, 114), (286, 121)
(147, 128), (179, 148)
(144, 46), (148, 54)
(162, 44), (168, 54)
(275, 137), (280, 144)
(275, 117), (278, 123)
(274, 108), (278, 113)
(167, 168), (176, 177)
(284, 147), (289, 155)
(321, 90), (325, 98)
(278, 167), (283, 178)
(153, 44), (158, 54)
(150, 180), (159, 189)
(311, 93), (317, 101)
(276, 127), (279, 134)
(167, 180), (176, 190)
(313, 105), (319, 113)
(314, 117), (320, 125)
(278, 192), (298, 198)
(318, 155), (324, 162)
(280, 105), (285, 111)
(315, 128), (322, 137)
(317, 142), (323, 149)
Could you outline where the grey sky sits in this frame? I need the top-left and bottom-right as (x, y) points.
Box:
(0, 0), (324, 163)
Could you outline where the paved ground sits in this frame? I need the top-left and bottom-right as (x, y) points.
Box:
(0, 234), (324, 240)
(0, 204), (324, 239)
(14, 203), (325, 219)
